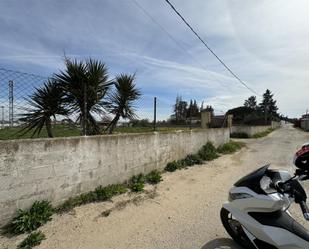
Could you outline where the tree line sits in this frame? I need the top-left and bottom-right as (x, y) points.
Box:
(21, 58), (141, 138)
(171, 95), (207, 124)
(228, 89), (279, 125)
(170, 89), (281, 126)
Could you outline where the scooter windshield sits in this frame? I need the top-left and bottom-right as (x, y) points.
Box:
(234, 165), (270, 194)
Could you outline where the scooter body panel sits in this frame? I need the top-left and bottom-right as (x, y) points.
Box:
(223, 203), (309, 249)
(223, 186), (309, 249)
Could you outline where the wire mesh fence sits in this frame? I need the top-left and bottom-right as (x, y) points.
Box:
(0, 68), (49, 128)
(0, 67), (227, 139)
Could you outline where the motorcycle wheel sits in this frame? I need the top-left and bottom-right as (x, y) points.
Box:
(220, 208), (256, 249)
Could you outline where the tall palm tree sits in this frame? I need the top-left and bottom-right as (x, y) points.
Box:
(106, 74), (141, 134)
(20, 80), (68, 138)
(54, 58), (112, 135)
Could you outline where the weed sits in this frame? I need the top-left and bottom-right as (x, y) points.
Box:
(56, 184), (127, 213)
(182, 154), (203, 166)
(165, 160), (182, 172)
(217, 141), (245, 154)
(198, 142), (219, 161)
(18, 231), (45, 249)
(3, 201), (53, 235)
(146, 170), (162, 184)
(129, 174), (145, 192)
(95, 184), (127, 201)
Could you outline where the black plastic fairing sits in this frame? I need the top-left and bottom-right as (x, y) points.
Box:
(234, 165), (270, 194)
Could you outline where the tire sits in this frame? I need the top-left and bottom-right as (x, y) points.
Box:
(220, 208), (256, 249)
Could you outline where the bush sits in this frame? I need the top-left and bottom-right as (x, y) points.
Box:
(165, 160), (182, 172)
(230, 132), (249, 138)
(198, 142), (219, 161)
(3, 201), (53, 235)
(129, 174), (145, 192)
(95, 184), (127, 201)
(146, 170), (162, 184)
(18, 231), (45, 249)
(217, 141), (245, 154)
(182, 154), (203, 166)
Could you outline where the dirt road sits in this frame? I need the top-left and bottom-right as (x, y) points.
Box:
(2, 124), (309, 249)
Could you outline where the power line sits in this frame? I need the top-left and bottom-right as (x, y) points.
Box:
(131, 0), (240, 92)
(163, 0), (260, 96)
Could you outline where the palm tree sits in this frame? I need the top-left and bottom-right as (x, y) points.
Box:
(54, 58), (112, 135)
(20, 80), (68, 138)
(106, 74), (141, 134)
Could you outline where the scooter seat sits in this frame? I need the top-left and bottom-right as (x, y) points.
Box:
(250, 211), (309, 243)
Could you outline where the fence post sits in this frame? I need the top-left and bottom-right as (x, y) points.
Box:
(153, 97), (157, 131)
(83, 83), (87, 136)
(1, 106), (4, 129)
(189, 108), (192, 130)
(8, 80), (14, 127)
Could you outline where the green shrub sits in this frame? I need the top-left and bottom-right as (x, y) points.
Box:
(55, 192), (97, 213)
(3, 201), (53, 235)
(198, 142), (219, 161)
(217, 141), (245, 154)
(56, 184), (127, 213)
(165, 160), (182, 172)
(230, 132), (249, 138)
(183, 154), (203, 166)
(129, 174), (145, 192)
(146, 170), (162, 184)
(18, 231), (45, 249)
(95, 184), (127, 201)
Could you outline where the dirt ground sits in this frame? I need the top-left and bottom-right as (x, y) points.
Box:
(1, 124), (309, 249)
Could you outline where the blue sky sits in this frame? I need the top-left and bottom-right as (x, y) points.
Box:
(0, 0), (309, 119)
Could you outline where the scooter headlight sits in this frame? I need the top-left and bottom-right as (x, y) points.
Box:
(229, 192), (254, 201)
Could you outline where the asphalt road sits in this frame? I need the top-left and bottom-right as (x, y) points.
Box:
(1, 124), (309, 249)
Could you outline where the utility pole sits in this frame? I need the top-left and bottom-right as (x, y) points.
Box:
(8, 81), (14, 127)
(153, 97), (157, 131)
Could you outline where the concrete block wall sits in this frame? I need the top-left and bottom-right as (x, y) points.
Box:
(301, 119), (309, 131)
(0, 128), (229, 226)
(231, 125), (272, 137)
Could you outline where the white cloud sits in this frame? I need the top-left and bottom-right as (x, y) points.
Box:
(0, 0), (308, 118)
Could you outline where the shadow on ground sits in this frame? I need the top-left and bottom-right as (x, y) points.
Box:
(201, 238), (242, 249)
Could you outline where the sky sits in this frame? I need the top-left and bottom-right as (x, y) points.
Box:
(0, 0), (309, 120)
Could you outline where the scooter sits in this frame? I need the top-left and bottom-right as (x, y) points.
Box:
(221, 164), (309, 249)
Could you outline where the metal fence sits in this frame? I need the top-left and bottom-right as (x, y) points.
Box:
(0, 67), (231, 138)
(0, 68), (49, 128)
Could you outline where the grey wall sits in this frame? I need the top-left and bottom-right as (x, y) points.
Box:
(0, 128), (229, 226)
(301, 119), (309, 131)
(231, 121), (281, 137)
(231, 125), (272, 137)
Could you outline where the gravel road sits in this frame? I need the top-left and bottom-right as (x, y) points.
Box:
(1, 124), (309, 249)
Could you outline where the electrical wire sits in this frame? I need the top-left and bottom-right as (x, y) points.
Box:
(131, 0), (241, 93)
(163, 0), (260, 96)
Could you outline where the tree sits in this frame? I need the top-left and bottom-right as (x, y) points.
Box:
(173, 95), (188, 123)
(20, 80), (68, 138)
(259, 89), (278, 123)
(244, 96), (257, 110)
(106, 74), (141, 134)
(54, 58), (112, 135)
(187, 99), (200, 118)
